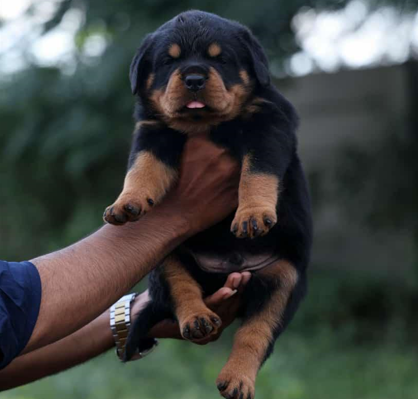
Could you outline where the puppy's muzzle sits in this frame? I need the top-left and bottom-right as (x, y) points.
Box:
(181, 64), (208, 92)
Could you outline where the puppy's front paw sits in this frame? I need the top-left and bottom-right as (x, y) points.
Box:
(180, 310), (221, 343)
(103, 193), (155, 225)
(217, 368), (255, 399)
(231, 207), (277, 239)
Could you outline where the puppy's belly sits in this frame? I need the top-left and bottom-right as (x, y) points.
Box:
(189, 250), (279, 274)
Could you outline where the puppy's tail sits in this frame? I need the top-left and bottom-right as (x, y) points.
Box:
(124, 300), (171, 362)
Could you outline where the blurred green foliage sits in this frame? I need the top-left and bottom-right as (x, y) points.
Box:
(2, 0), (417, 260)
(1, 0), (418, 397)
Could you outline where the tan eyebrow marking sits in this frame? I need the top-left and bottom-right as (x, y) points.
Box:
(208, 43), (222, 57)
(168, 43), (181, 58)
(239, 70), (250, 85)
(146, 73), (155, 90)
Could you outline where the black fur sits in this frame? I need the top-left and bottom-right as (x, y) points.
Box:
(121, 9), (313, 384)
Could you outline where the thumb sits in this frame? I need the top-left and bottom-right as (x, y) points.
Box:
(205, 287), (237, 308)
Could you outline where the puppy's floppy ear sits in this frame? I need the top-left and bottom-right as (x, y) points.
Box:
(129, 34), (153, 95)
(240, 29), (270, 87)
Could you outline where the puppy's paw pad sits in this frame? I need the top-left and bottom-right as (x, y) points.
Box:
(181, 311), (221, 342)
(231, 207), (277, 239)
(103, 201), (141, 225)
(103, 194), (157, 225)
(216, 371), (255, 399)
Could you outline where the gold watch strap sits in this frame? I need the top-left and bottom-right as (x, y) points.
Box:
(110, 293), (136, 360)
(110, 293), (158, 362)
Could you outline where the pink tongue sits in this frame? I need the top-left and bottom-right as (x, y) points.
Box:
(186, 101), (205, 109)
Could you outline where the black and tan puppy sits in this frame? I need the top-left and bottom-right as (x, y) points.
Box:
(104, 10), (312, 399)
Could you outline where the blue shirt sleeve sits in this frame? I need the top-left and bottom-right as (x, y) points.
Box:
(0, 260), (42, 370)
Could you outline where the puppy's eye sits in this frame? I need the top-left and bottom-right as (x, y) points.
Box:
(163, 57), (174, 66)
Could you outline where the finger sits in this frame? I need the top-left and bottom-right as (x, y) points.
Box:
(205, 287), (237, 308)
(150, 319), (181, 339)
(206, 271), (250, 309)
(225, 272), (242, 290)
(205, 273), (242, 307)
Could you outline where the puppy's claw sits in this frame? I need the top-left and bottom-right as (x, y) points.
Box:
(264, 218), (272, 226)
(194, 320), (200, 330)
(183, 326), (191, 340)
(217, 381), (229, 391)
(124, 204), (140, 216)
(231, 208), (277, 239)
(242, 221), (248, 237)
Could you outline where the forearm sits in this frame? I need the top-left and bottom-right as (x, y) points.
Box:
(0, 273), (249, 391)
(0, 311), (113, 391)
(0, 306), (179, 391)
(26, 207), (188, 353)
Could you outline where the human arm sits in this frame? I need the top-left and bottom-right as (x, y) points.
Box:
(24, 135), (239, 354)
(0, 272), (250, 391)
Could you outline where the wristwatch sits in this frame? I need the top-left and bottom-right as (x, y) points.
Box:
(110, 293), (158, 361)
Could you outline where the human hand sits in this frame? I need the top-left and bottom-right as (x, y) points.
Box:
(131, 271), (251, 342)
(157, 135), (240, 236)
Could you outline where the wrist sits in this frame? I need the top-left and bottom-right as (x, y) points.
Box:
(143, 203), (193, 240)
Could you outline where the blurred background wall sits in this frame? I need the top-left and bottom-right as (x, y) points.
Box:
(281, 62), (418, 277)
(1, 1), (418, 399)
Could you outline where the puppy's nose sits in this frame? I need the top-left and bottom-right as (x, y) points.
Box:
(184, 75), (206, 92)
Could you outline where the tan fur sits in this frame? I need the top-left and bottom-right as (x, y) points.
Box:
(149, 67), (252, 134)
(146, 73), (155, 90)
(149, 69), (184, 117)
(204, 67), (249, 120)
(208, 43), (222, 57)
(244, 97), (268, 116)
(217, 261), (298, 399)
(239, 70), (250, 85)
(168, 43), (181, 58)
(134, 120), (160, 131)
(122, 152), (176, 197)
(163, 256), (221, 342)
(103, 151), (177, 224)
(168, 119), (212, 135)
(232, 154), (279, 238)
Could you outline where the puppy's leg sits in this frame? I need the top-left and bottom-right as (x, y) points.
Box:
(104, 150), (177, 224)
(231, 153), (279, 238)
(226, 101), (296, 239)
(163, 255), (222, 343)
(216, 260), (303, 399)
(124, 299), (168, 361)
(104, 123), (186, 225)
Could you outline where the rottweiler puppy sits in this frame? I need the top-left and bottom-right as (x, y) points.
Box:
(104, 10), (312, 399)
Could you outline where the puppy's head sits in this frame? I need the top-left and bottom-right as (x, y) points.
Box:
(130, 11), (271, 132)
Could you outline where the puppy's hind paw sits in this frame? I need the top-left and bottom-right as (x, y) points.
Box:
(217, 370), (255, 399)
